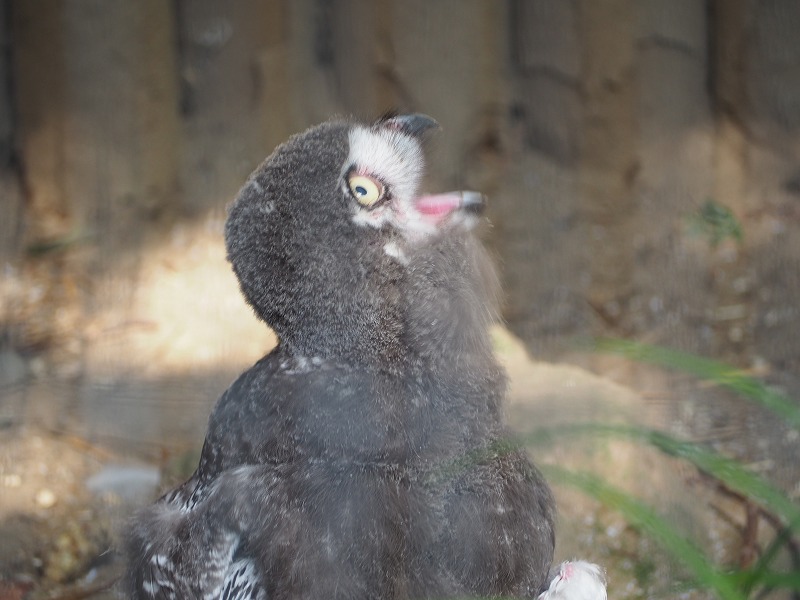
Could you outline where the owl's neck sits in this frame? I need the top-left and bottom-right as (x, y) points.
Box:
(274, 233), (499, 379)
(401, 234), (499, 367)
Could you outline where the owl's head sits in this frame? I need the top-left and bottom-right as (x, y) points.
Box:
(225, 114), (492, 364)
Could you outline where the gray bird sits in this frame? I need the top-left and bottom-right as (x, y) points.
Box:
(126, 114), (558, 599)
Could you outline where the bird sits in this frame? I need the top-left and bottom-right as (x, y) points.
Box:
(125, 113), (598, 599)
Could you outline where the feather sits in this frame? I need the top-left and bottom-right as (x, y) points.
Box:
(538, 561), (608, 600)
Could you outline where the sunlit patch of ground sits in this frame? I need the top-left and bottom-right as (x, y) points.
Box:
(84, 216), (277, 380)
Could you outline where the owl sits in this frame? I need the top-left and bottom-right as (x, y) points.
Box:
(126, 114), (604, 600)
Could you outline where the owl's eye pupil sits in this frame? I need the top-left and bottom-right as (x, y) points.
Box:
(347, 173), (384, 207)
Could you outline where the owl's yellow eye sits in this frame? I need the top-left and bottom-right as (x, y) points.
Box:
(348, 174), (384, 207)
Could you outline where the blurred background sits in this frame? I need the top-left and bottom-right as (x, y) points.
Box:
(0, 1), (799, 598)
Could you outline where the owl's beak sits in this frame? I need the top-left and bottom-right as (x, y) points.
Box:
(459, 191), (485, 216)
(413, 190), (485, 225)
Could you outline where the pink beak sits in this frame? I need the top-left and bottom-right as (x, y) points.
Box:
(414, 191), (485, 223)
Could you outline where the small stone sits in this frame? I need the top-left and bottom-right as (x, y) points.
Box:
(86, 465), (160, 505)
(2, 474), (22, 487)
(35, 488), (57, 509)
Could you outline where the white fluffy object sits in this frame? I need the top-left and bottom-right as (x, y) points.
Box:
(538, 560), (608, 600)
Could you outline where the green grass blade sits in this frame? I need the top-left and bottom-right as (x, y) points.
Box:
(519, 424), (800, 526)
(544, 465), (747, 600)
(591, 339), (800, 429)
(727, 568), (800, 593)
(741, 512), (800, 594)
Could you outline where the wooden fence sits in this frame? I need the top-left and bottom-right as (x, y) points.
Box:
(1, 0), (798, 372)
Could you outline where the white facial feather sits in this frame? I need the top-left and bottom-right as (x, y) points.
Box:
(345, 126), (439, 240)
(345, 125), (425, 205)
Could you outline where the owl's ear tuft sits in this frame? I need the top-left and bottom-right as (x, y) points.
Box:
(379, 113), (440, 138)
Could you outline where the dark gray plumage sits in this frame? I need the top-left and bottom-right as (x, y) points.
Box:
(126, 114), (556, 599)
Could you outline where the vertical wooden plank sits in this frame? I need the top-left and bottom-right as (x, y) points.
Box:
(372, 0), (399, 113)
(0, 0), (21, 261)
(747, 1), (800, 133)
(390, 0), (505, 187)
(577, 0), (639, 321)
(257, 0), (294, 154)
(511, 0), (582, 163)
(285, 0), (344, 126)
(6, 1), (66, 366)
(639, 0), (712, 174)
(10, 0), (180, 376)
(740, 0), (800, 208)
(136, 1), (183, 222)
(328, 0), (381, 119)
(711, 0), (749, 127)
(178, 0), (291, 213)
(11, 0), (68, 245)
(633, 0), (717, 354)
(282, 0), (390, 125)
(711, 0), (800, 364)
(710, 0), (749, 217)
(709, 0), (800, 212)
(60, 0), (180, 259)
(0, 0), (11, 166)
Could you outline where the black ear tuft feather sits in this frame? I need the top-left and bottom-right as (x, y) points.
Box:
(379, 112), (440, 137)
(377, 108), (401, 122)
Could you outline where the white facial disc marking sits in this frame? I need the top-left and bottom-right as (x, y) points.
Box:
(345, 126), (439, 238)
